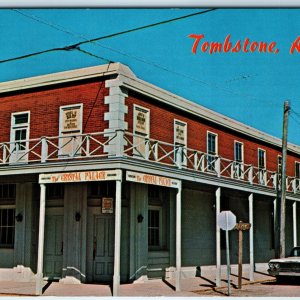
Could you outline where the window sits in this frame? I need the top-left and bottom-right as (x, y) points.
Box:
(174, 120), (187, 166)
(0, 184), (16, 200)
(233, 141), (244, 179)
(148, 207), (161, 248)
(59, 104), (83, 157)
(46, 184), (64, 200)
(295, 162), (300, 189)
(133, 105), (150, 158)
(207, 132), (218, 172)
(258, 148), (266, 185)
(10, 112), (30, 163)
(0, 184), (16, 248)
(0, 208), (15, 248)
(278, 156), (282, 174)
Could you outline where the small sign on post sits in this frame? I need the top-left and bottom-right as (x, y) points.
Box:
(217, 211), (236, 296)
(234, 221), (251, 289)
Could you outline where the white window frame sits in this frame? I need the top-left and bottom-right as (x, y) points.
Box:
(0, 205), (16, 249)
(58, 103), (83, 157)
(295, 161), (300, 189)
(10, 111), (30, 163)
(207, 131), (218, 172)
(233, 140), (244, 179)
(148, 205), (163, 250)
(133, 104), (151, 158)
(278, 155), (282, 174)
(174, 119), (187, 167)
(258, 148), (266, 185)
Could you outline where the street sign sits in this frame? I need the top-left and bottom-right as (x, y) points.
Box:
(217, 211), (236, 231)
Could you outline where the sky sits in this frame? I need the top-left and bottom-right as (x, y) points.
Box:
(0, 8), (300, 145)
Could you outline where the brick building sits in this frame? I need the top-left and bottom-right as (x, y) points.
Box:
(0, 62), (299, 295)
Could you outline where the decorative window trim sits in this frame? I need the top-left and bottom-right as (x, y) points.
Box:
(207, 131), (218, 172)
(278, 155), (282, 174)
(257, 148), (266, 169)
(10, 111), (30, 163)
(207, 131), (218, 155)
(295, 161), (300, 178)
(258, 148), (266, 185)
(0, 206), (16, 249)
(233, 140), (244, 179)
(148, 205), (163, 250)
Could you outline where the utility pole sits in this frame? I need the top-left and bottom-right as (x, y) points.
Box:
(280, 100), (290, 258)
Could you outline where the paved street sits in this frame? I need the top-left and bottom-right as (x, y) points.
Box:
(0, 265), (299, 297)
(197, 278), (300, 297)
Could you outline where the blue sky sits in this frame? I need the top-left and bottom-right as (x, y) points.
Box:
(0, 8), (300, 145)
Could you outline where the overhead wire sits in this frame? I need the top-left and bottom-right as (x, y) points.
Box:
(2, 8), (216, 64)
(9, 8), (269, 102)
(6, 9), (288, 106)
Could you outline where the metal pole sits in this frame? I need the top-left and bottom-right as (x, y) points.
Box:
(280, 100), (289, 258)
(225, 213), (231, 296)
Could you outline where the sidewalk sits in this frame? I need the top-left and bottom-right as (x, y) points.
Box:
(0, 265), (275, 297)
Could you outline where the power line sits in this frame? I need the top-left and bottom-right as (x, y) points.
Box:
(7, 9), (283, 104)
(290, 113), (300, 127)
(290, 108), (300, 120)
(10, 9), (267, 101)
(1, 8), (216, 64)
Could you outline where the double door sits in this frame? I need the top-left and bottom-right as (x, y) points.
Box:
(87, 207), (115, 282)
(44, 208), (64, 279)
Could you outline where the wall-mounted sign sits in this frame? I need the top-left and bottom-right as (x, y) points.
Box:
(174, 120), (187, 145)
(126, 171), (180, 189)
(61, 107), (81, 133)
(134, 105), (149, 136)
(39, 169), (122, 184)
(102, 197), (114, 214)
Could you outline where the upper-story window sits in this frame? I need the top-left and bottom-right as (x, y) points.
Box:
(174, 120), (187, 166)
(10, 112), (30, 163)
(258, 148), (266, 185)
(207, 132), (218, 172)
(278, 155), (282, 174)
(233, 141), (244, 179)
(133, 105), (150, 158)
(59, 104), (83, 157)
(295, 162), (300, 189)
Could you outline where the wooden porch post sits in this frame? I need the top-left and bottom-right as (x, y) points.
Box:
(216, 187), (221, 287)
(36, 183), (46, 295)
(175, 182), (182, 291)
(113, 179), (122, 296)
(249, 193), (254, 281)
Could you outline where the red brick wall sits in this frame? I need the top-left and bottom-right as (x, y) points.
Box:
(0, 80), (109, 142)
(126, 92), (300, 177)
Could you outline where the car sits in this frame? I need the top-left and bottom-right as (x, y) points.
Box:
(268, 246), (300, 280)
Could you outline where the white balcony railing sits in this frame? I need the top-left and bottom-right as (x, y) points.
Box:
(0, 130), (299, 195)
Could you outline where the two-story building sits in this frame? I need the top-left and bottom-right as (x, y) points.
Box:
(0, 62), (299, 295)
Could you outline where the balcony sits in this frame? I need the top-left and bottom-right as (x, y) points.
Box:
(0, 130), (299, 194)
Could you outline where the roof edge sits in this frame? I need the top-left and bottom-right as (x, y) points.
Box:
(0, 62), (135, 93)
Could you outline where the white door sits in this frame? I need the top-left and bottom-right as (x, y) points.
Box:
(44, 208), (64, 279)
(87, 208), (114, 282)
